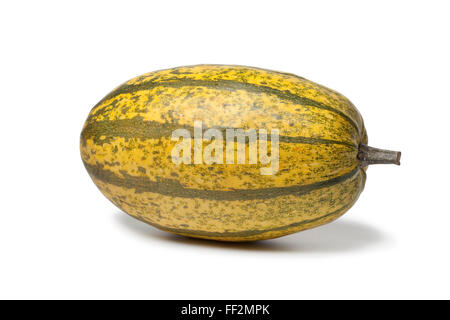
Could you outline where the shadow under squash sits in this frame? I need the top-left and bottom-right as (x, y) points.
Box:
(114, 211), (390, 253)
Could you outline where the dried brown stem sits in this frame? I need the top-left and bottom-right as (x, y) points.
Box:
(358, 144), (401, 167)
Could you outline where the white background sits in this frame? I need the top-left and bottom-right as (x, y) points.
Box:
(1, 0), (449, 299)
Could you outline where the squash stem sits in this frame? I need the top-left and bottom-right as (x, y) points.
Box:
(358, 144), (401, 166)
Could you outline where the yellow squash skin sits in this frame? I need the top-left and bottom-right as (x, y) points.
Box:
(80, 65), (369, 241)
